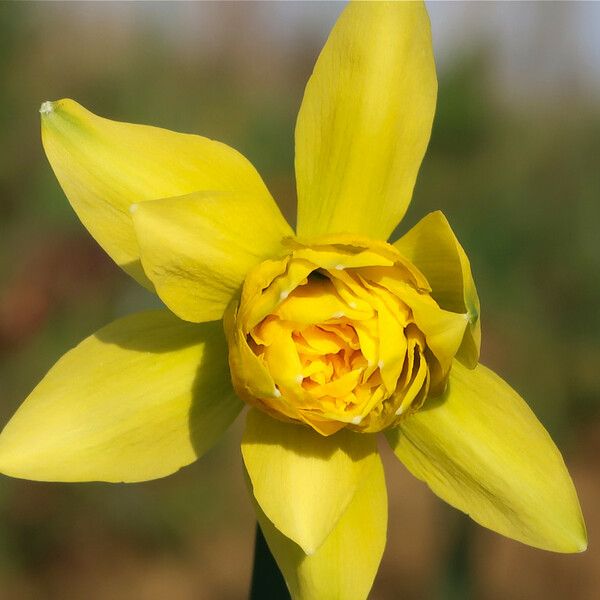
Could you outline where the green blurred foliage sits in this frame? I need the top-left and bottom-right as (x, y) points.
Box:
(0, 3), (598, 599)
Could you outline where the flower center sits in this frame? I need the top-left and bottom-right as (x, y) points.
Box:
(225, 235), (468, 435)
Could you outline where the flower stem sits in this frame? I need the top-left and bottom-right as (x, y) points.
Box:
(249, 523), (290, 600)
(440, 515), (472, 600)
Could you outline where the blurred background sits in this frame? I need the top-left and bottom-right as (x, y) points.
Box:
(1, 2), (599, 598)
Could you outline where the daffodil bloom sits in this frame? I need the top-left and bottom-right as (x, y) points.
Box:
(0, 2), (586, 599)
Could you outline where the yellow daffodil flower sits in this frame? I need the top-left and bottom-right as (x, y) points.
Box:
(0, 2), (586, 599)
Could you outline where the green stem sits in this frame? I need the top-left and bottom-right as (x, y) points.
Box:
(249, 523), (290, 600)
(439, 515), (472, 600)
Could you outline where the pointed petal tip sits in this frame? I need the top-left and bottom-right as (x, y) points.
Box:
(549, 521), (588, 554)
(575, 525), (588, 553)
(40, 98), (77, 122)
(558, 529), (588, 554)
(40, 98), (86, 125)
(39, 100), (54, 116)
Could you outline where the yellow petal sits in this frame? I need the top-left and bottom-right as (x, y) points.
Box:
(242, 409), (379, 554)
(295, 1), (437, 239)
(0, 311), (241, 483)
(359, 272), (467, 372)
(224, 303), (283, 411)
(394, 211), (481, 367)
(41, 99), (275, 288)
(132, 191), (292, 322)
(253, 455), (387, 600)
(400, 287), (468, 370)
(386, 362), (587, 553)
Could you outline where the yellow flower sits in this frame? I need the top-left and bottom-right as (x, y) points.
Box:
(0, 3), (586, 599)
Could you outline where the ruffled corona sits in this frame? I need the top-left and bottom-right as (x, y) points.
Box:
(225, 235), (470, 435)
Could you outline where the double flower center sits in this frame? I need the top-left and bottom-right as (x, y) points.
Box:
(226, 236), (468, 435)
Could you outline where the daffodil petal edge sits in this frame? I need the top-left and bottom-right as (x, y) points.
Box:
(132, 191), (293, 323)
(295, 1), (437, 240)
(0, 311), (241, 483)
(393, 211), (481, 367)
(386, 361), (587, 553)
(252, 454), (387, 600)
(41, 99), (275, 288)
(242, 408), (380, 555)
